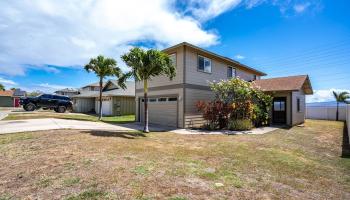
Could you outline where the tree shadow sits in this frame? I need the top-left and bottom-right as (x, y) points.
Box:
(83, 130), (146, 139)
(341, 122), (350, 158)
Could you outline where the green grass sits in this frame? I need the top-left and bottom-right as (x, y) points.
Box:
(3, 113), (135, 124)
(63, 177), (81, 187)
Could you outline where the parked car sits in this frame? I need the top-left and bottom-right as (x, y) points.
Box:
(20, 94), (72, 113)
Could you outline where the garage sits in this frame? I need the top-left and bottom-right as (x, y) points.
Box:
(140, 97), (178, 127)
(95, 97), (113, 116)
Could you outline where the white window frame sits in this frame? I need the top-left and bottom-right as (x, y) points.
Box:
(227, 66), (236, 78)
(198, 55), (212, 73)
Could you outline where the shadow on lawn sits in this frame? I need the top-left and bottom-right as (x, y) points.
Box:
(342, 122), (350, 158)
(83, 130), (146, 139)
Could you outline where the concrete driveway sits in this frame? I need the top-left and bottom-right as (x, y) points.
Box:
(0, 118), (170, 134)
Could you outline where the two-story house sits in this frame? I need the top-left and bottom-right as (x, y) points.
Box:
(135, 42), (313, 128)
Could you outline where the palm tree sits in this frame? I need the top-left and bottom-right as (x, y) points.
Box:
(84, 55), (124, 120)
(0, 83), (4, 91)
(333, 91), (350, 121)
(120, 47), (176, 133)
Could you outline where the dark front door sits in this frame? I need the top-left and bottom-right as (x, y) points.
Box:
(273, 97), (286, 124)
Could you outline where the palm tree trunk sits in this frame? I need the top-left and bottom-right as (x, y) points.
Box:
(143, 80), (149, 133)
(98, 77), (103, 120)
(336, 102), (339, 121)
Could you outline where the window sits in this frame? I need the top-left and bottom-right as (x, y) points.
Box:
(149, 98), (157, 102)
(41, 94), (52, 99)
(227, 66), (236, 78)
(253, 75), (257, 80)
(274, 101), (285, 111)
(158, 97), (167, 102)
(169, 53), (176, 67)
(198, 55), (212, 73)
(297, 98), (301, 112)
(168, 97), (178, 101)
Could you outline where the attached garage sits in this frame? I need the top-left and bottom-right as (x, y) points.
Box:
(0, 90), (14, 107)
(140, 97), (178, 127)
(95, 96), (113, 116)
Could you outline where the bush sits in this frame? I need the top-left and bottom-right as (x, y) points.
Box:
(228, 119), (253, 131)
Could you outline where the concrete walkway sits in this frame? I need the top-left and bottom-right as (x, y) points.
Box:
(0, 118), (169, 134)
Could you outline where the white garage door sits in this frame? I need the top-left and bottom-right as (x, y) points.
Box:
(95, 97), (112, 116)
(140, 97), (178, 127)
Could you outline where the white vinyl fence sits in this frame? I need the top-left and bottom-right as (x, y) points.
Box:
(306, 106), (347, 121)
(347, 105), (350, 143)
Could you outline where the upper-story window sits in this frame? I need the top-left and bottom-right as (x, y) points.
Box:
(227, 66), (236, 78)
(198, 55), (212, 73)
(169, 53), (176, 67)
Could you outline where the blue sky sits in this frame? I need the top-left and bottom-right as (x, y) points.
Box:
(0, 0), (349, 102)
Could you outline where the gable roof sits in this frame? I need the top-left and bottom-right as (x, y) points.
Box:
(82, 82), (106, 88)
(73, 81), (135, 98)
(163, 42), (266, 76)
(0, 90), (14, 97)
(253, 75), (313, 94)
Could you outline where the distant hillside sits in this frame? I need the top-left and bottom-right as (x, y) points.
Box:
(307, 101), (348, 107)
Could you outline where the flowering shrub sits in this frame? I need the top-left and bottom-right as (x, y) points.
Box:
(196, 78), (272, 130)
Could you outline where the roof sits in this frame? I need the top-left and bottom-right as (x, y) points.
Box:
(0, 90), (14, 97)
(12, 89), (26, 97)
(55, 88), (78, 93)
(73, 81), (135, 98)
(253, 75), (313, 94)
(163, 42), (266, 76)
(81, 82), (106, 88)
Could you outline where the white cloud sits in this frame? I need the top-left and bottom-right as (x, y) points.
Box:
(0, 0), (219, 76)
(293, 2), (311, 13)
(234, 54), (245, 60)
(306, 89), (350, 103)
(0, 77), (17, 85)
(185, 0), (243, 21)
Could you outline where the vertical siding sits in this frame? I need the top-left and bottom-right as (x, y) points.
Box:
(112, 96), (135, 115)
(292, 90), (306, 125)
(135, 46), (184, 89)
(73, 98), (95, 113)
(0, 96), (13, 107)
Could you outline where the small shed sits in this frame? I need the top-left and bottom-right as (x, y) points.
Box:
(253, 75), (313, 126)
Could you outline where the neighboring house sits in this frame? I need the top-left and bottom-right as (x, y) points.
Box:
(0, 90), (14, 107)
(0, 89), (27, 107)
(72, 81), (135, 116)
(54, 88), (79, 97)
(135, 42), (313, 128)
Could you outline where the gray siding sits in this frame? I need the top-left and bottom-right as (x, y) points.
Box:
(185, 47), (259, 86)
(112, 96), (135, 115)
(73, 98), (95, 113)
(185, 88), (215, 114)
(292, 90), (306, 125)
(0, 96), (13, 107)
(136, 46), (184, 89)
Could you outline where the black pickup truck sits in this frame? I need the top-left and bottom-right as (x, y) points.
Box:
(20, 94), (73, 113)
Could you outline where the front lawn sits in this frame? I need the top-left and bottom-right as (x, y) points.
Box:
(0, 120), (349, 199)
(3, 112), (135, 124)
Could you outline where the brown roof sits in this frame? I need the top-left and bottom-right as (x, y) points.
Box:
(253, 75), (313, 94)
(0, 90), (14, 97)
